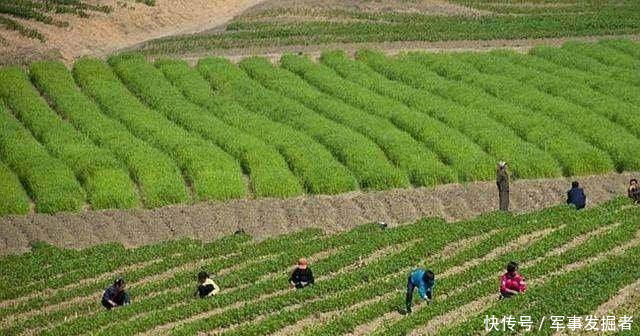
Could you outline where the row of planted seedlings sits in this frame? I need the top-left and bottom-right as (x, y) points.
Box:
(277, 53), (497, 183)
(0, 66), (139, 210)
(530, 44), (640, 106)
(600, 39), (640, 62)
(196, 56), (410, 191)
(0, 159), (30, 215)
(166, 200), (617, 335)
(404, 51), (640, 172)
(35, 219), (431, 336)
(562, 41), (640, 86)
(355, 49), (614, 177)
(156, 59), (357, 195)
(236, 199), (634, 336)
(475, 50), (640, 140)
(314, 50), (562, 180)
(29, 60), (189, 208)
(108, 54), (303, 198)
(0, 102), (84, 213)
(0, 229), (322, 334)
(238, 56), (455, 187)
(72, 57), (245, 201)
(375, 199), (639, 335)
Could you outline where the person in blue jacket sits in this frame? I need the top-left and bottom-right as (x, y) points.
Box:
(405, 268), (435, 313)
(566, 181), (587, 210)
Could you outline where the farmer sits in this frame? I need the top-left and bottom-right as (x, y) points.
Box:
(628, 179), (640, 204)
(499, 261), (527, 299)
(566, 181), (587, 210)
(289, 258), (314, 289)
(101, 277), (130, 310)
(194, 271), (220, 298)
(496, 161), (510, 212)
(405, 268), (435, 314)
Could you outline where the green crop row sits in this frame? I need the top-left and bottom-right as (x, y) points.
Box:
(108, 54), (303, 198)
(280, 53), (496, 182)
(156, 59), (355, 195)
(0, 160), (30, 215)
(561, 41), (640, 86)
(601, 39), (640, 61)
(0, 66), (139, 210)
(320, 50), (562, 180)
(0, 103), (84, 213)
(405, 51), (640, 172)
(198, 57), (408, 191)
(28, 60), (188, 208)
(238, 56), (451, 187)
(73, 57), (245, 201)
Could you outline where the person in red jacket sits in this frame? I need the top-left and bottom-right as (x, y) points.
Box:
(499, 261), (527, 299)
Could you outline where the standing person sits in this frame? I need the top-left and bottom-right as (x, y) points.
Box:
(499, 261), (527, 299)
(629, 179), (640, 204)
(405, 268), (435, 314)
(289, 258), (314, 289)
(101, 278), (130, 310)
(566, 181), (587, 210)
(194, 271), (220, 298)
(496, 161), (510, 212)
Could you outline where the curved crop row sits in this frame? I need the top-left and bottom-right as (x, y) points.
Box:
(320, 50), (562, 180)
(562, 41), (640, 78)
(0, 160), (30, 215)
(28, 60), (188, 208)
(0, 66), (139, 210)
(73, 58), (245, 201)
(405, 52), (640, 172)
(239, 56), (453, 187)
(600, 39), (640, 60)
(108, 54), (303, 198)
(197, 57), (408, 191)
(280, 53), (496, 182)
(0, 103), (84, 213)
(356, 50), (613, 177)
(156, 59), (355, 195)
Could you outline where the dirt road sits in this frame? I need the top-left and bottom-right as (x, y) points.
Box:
(0, 172), (635, 256)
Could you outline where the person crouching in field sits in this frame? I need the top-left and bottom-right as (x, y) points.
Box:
(499, 261), (527, 299)
(194, 271), (220, 298)
(102, 278), (130, 309)
(566, 181), (587, 210)
(405, 268), (435, 314)
(628, 179), (640, 204)
(290, 258), (314, 289)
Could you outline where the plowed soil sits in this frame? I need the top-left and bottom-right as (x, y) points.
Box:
(0, 172), (636, 256)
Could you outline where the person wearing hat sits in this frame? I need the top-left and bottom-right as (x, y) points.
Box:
(194, 271), (220, 298)
(496, 161), (510, 212)
(101, 277), (130, 310)
(405, 268), (435, 314)
(289, 258), (314, 289)
(566, 181), (587, 210)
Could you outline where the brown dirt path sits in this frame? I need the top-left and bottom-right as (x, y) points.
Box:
(0, 172), (636, 256)
(170, 34), (640, 65)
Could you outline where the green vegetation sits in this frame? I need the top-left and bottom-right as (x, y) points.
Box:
(0, 66), (139, 210)
(0, 0), (152, 41)
(0, 39), (639, 215)
(139, 1), (640, 56)
(0, 160), (30, 215)
(0, 198), (638, 335)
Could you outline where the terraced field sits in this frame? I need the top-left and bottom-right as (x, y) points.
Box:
(0, 198), (638, 335)
(1, 39), (640, 215)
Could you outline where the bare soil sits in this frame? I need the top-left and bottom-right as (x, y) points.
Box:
(0, 172), (636, 256)
(0, 0), (265, 65)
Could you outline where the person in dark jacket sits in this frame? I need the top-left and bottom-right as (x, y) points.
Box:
(628, 179), (640, 204)
(566, 181), (587, 210)
(101, 278), (130, 310)
(289, 258), (314, 289)
(496, 161), (510, 211)
(194, 271), (220, 298)
(405, 268), (435, 313)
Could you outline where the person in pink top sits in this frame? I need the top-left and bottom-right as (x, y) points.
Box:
(500, 261), (527, 299)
